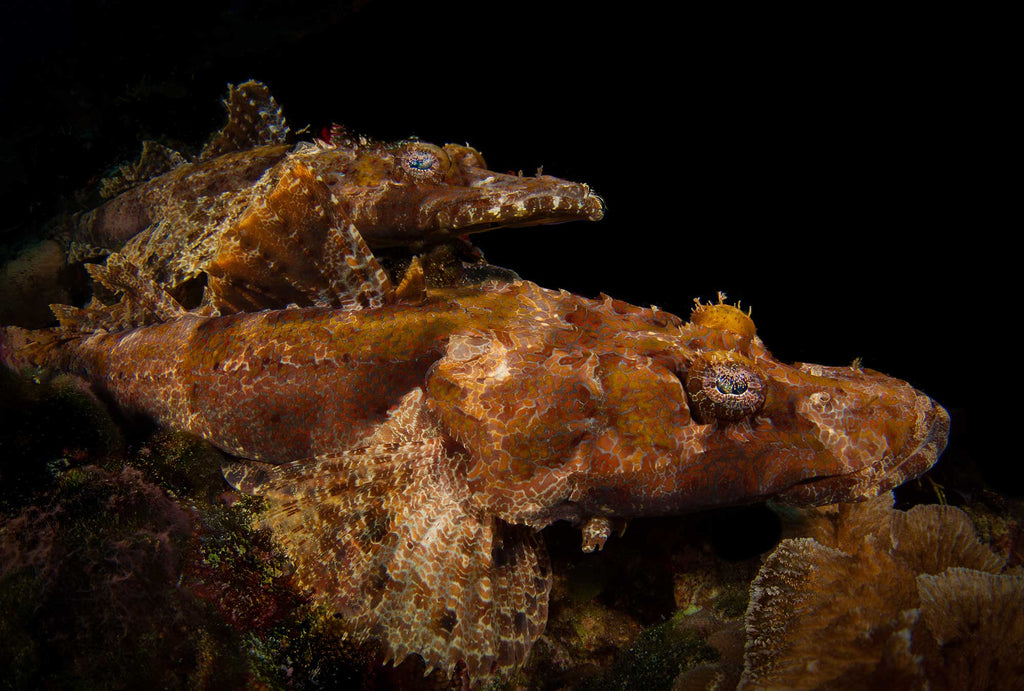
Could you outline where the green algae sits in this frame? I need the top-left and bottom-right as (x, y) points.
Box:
(579, 611), (720, 691)
(711, 585), (749, 619)
(0, 368), (313, 689)
(129, 430), (228, 502)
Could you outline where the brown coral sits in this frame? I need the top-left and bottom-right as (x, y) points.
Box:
(0, 239), (72, 328)
(740, 493), (1024, 690)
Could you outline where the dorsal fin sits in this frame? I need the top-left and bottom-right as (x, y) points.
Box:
(50, 298), (140, 334)
(50, 253), (186, 333)
(325, 122), (372, 149)
(205, 161), (393, 313)
(393, 255), (427, 302)
(199, 80), (290, 161)
(98, 140), (188, 199)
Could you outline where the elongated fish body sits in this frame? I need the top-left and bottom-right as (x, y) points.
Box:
(27, 280), (948, 516)
(3, 81), (601, 330)
(3, 276), (949, 682)
(66, 81), (603, 300)
(45, 291), (499, 463)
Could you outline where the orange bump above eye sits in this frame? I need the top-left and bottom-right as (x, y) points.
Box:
(690, 303), (756, 340)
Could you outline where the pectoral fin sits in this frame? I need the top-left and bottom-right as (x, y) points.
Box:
(206, 162), (393, 313)
(222, 389), (551, 681)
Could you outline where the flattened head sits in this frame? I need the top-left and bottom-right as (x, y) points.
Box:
(426, 283), (950, 523)
(310, 138), (603, 247)
(579, 298), (951, 513)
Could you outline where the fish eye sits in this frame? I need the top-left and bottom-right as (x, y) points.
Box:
(685, 353), (766, 423)
(716, 374), (748, 396)
(400, 143), (449, 178)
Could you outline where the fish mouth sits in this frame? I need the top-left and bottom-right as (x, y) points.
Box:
(781, 393), (951, 505)
(882, 395), (951, 487)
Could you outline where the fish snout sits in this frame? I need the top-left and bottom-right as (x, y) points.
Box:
(890, 392), (950, 486)
(446, 171), (605, 231)
(784, 378), (951, 505)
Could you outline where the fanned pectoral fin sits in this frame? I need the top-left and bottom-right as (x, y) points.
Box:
(222, 389), (551, 681)
(206, 161), (392, 313)
(50, 252), (186, 334)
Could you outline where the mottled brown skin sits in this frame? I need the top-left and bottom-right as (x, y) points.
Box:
(77, 144), (293, 249)
(69, 82), (603, 300)
(3, 282), (949, 682)
(303, 134), (605, 248)
(80, 141), (601, 254)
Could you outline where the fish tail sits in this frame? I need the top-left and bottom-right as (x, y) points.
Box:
(0, 325), (67, 373)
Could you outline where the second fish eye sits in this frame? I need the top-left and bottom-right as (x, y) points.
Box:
(401, 144), (447, 177)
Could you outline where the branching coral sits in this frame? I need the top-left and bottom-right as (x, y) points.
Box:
(740, 493), (1024, 690)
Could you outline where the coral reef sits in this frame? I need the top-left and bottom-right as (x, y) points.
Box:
(740, 492), (1024, 690)
(0, 369), (124, 511)
(0, 379), (340, 688)
(507, 512), (768, 690)
(0, 465), (223, 688)
(0, 239), (74, 328)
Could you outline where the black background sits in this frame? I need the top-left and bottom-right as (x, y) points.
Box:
(1, 2), (978, 485)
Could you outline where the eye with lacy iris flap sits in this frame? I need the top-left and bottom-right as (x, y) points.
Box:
(684, 352), (766, 423)
(400, 143), (450, 179)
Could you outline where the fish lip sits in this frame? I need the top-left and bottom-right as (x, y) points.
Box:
(882, 396), (950, 486)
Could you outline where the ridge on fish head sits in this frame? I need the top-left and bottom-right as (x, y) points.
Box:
(302, 132), (604, 248)
(425, 286), (950, 527)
